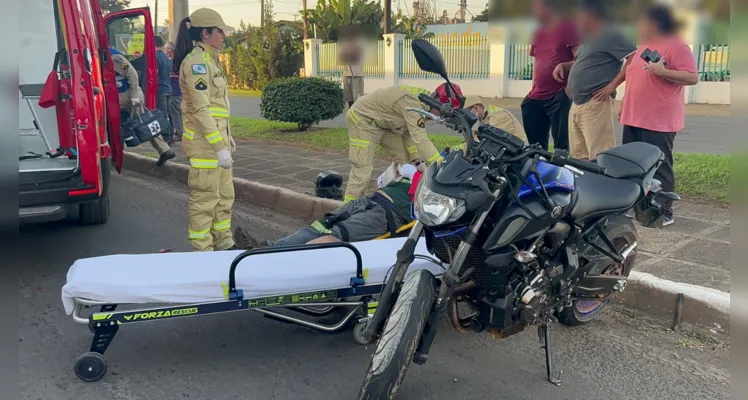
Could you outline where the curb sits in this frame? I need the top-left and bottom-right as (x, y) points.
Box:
(615, 271), (730, 335)
(123, 152), (342, 221)
(123, 151), (731, 335)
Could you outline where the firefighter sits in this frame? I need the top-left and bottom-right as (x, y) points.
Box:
(469, 103), (528, 144)
(109, 46), (175, 166)
(173, 8), (238, 251)
(343, 84), (445, 203)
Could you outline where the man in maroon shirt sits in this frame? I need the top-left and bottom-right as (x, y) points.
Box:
(520, 0), (580, 151)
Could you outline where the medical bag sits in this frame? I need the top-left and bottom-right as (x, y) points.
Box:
(123, 104), (171, 145)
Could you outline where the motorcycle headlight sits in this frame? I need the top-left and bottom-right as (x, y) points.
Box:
(413, 178), (466, 226)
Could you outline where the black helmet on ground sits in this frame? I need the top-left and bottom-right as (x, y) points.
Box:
(315, 170), (344, 200)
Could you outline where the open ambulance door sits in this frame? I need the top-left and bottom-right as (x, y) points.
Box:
(98, 7), (158, 172)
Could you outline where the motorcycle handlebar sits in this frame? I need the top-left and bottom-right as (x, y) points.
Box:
(418, 93), (446, 113)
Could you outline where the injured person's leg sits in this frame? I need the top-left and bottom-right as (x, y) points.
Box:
(233, 225), (329, 249)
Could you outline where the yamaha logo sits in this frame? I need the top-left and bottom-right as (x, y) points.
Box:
(551, 206), (562, 218)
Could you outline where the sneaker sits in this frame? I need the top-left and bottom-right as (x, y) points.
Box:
(155, 150), (176, 167)
(662, 216), (674, 227)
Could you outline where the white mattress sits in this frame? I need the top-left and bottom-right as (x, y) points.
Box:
(61, 238), (444, 315)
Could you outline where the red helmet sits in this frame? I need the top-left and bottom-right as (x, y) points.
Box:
(433, 83), (463, 108)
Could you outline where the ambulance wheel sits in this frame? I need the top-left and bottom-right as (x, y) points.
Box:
(353, 320), (373, 345)
(79, 193), (110, 225)
(74, 352), (108, 382)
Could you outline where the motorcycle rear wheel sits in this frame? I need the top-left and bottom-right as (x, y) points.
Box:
(559, 215), (637, 326)
(356, 269), (436, 400)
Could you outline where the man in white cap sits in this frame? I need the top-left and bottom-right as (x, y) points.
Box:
(234, 162), (421, 248)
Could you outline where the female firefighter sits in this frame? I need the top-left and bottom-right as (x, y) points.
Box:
(173, 8), (238, 251)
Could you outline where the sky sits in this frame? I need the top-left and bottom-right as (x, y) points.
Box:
(128, 0), (486, 30)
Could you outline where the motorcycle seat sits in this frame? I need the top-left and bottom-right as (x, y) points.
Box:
(597, 142), (663, 179)
(569, 173), (641, 222)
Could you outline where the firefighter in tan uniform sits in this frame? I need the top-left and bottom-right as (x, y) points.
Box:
(174, 8), (237, 251)
(469, 103), (528, 143)
(110, 47), (175, 166)
(344, 85), (444, 202)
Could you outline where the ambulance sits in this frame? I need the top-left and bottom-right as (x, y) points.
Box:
(19, 0), (159, 224)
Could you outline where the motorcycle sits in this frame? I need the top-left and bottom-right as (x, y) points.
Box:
(355, 39), (680, 399)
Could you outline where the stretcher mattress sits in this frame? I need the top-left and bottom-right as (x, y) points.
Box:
(61, 238), (443, 315)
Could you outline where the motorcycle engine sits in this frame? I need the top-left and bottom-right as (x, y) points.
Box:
(475, 251), (559, 337)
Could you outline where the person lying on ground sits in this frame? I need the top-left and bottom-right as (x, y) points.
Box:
(234, 162), (423, 249)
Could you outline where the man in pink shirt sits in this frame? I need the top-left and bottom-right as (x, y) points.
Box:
(521, 0), (580, 151)
(619, 4), (699, 226)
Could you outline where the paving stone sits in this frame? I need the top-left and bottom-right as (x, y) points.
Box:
(676, 239), (730, 270)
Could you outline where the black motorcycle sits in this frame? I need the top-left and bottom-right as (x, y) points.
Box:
(355, 40), (679, 399)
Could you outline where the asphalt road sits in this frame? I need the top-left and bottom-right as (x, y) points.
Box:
(231, 96), (729, 155)
(17, 172), (729, 400)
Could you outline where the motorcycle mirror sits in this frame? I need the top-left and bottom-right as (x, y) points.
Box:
(411, 39), (448, 80)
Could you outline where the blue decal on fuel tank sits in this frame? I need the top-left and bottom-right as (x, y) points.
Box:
(518, 161), (575, 198)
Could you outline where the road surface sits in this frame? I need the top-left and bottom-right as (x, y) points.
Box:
(231, 96), (729, 155)
(17, 172), (729, 399)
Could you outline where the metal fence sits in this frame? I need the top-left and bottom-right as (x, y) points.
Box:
(697, 44), (730, 82)
(508, 44), (533, 80)
(317, 39), (730, 84)
(507, 43), (732, 82)
(398, 36), (490, 80)
(315, 41), (385, 78)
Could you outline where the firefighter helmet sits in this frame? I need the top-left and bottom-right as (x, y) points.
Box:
(315, 171), (344, 200)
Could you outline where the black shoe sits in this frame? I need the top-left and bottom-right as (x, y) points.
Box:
(233, 226), (263, 249)
(222, 245), (241, 251)
(155, 150), (176, 167)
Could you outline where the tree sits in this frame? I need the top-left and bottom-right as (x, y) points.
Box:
(472, 3), (489, 22)
(100, 0), (131, 15)
(392, 10), (432, 39)
(224, 4), (304, 91)
(301, 0), (384, 41)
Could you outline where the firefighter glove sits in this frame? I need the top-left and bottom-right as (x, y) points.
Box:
(217, 149), (233, 169)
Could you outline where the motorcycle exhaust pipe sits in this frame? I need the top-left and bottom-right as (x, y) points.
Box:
(448, 281), (478, 333)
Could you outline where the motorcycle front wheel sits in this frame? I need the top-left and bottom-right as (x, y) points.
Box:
(356, 269), (437, 400)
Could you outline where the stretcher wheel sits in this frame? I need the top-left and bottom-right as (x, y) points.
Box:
(74, 352), (108, 382)
(353, 320), (374, 345)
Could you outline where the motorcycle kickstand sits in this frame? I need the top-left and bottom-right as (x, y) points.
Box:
(538, 324), (562, 386)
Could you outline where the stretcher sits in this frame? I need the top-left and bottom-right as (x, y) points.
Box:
(62, 237), (444, 382)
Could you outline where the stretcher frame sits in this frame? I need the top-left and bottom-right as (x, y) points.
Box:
(70, 241), (393, 383)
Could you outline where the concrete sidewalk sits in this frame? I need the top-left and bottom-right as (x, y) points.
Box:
(131, 138), (730, 296)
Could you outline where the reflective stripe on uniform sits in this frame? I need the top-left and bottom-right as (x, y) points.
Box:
(205, 131), (223, 144)
(213, 219), (231, 231)
(343, 195), (356, 203)
(210, 107), (230, 118)
(189, 158), (219, 169)
(311, 220), (332, 234)
(427, 152), (443, 163)
(183, 127), (195, 140)
(349, 138), (369, 148)
(347, 108), (361, 125)
(399, 85), (431, 96)
(487, 105), (500, 113)
(407, 146), (418, 155)
(188, 228), (211, 240)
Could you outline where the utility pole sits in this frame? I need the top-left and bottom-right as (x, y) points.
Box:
(154, 0), (159, 36)
(261, 0), (265, 28)
(302, 0), (308, 39)
(384, 0), (391, 34)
